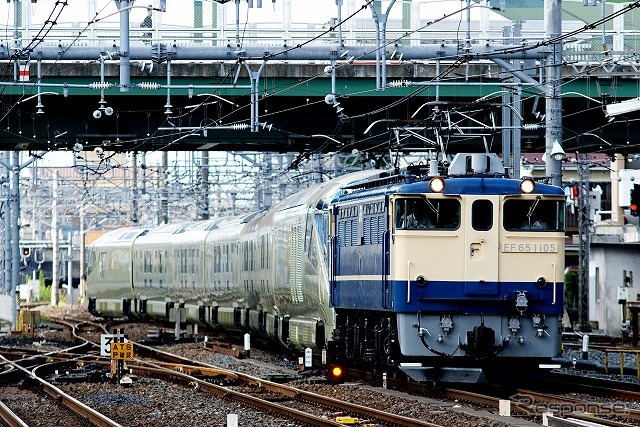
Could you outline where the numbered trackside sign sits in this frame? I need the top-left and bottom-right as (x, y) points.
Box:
(100, 334), (129, 356)
(110, 342), (134, 360)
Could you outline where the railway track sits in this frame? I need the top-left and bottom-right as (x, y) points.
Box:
(3, 318), (450, 427)
(4, 314), (639, 427)
(0, 354), (125, 427)
(379, 366), (640, 425)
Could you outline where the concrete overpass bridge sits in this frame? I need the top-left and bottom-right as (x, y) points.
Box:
(4, 58), (640, 157)
(3, 0), (640, 330)
(0, 0), (639, 164)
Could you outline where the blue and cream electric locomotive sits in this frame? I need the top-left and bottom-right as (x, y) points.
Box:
(328, 153), (565, 383)
(85, 152), (565, 383)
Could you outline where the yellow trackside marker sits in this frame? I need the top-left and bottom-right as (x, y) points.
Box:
(335, 416), (359, 424)
(110, 342), (134, 360)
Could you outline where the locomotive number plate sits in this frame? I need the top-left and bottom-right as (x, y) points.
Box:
(501, 243), (558, 253)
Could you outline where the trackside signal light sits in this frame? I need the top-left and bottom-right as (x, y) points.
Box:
(327, 365), (344, 383)
(21, 247), (31, 257)
(631, 184), (640, 217)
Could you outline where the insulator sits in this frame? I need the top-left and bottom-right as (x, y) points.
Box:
(522, 123), (543, 130)
(230, 123), (249, 131)
(151, 43), (168, 64)
(139, 82), (161, 90)
(89, 82), (112, 90)
(388, 79), (409, 88)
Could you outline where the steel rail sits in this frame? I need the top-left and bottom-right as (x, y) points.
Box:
(438, 388), (501, 408)
(0, 400), (29, 427)
(99, 356), (347, 427)
(544, 379), (640, 403)
(545, 415), (609, 427)
(548, 371), (640, 394)
(569, 413), (636, 427)
(517, 389), (640, 421)
(0, 355), (125, 427)
(133, 342), (445, 427)
(14, 326), (435, 427)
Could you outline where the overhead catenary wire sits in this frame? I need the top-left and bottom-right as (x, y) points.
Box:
(2, 0), (638, 165)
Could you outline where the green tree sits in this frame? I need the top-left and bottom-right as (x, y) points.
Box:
(38, 270), (51, 303)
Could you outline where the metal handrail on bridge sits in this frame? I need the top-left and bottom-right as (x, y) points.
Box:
(3, 22), (640, 62)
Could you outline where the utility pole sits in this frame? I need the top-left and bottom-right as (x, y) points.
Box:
(79, 206), (86, 304)
(198, 152), (210, 220)
(263, 153), (272, 210)
(577, 153), (591, 331)
(51, 173), (59, 308)
(10, 152), (21, 330)
(3, 152), (39, 329)
(1, 152), (10, 295)
(545, 0), (563, 187)
(114, 0), (133, 92)
(67, 232), (73, 305)
(158, 152), (168, 225)
(131, 151), (139, 224)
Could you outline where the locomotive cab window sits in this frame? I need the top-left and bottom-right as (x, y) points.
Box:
(472, 199), (493, 231)
(395, 197), (460, 230)
(503, 198), (565, 232)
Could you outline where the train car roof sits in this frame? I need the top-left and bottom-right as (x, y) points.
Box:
(274, 169), (384, 215)
(89, 227), (148, 246)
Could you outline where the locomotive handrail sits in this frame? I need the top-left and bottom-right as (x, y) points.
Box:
(552, 262), (557, 305)
(407, 261), (412, 304)
(382, 229), (390, 309)
(329, 235), (337, 307)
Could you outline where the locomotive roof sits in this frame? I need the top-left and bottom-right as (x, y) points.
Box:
(398, 177), (565, 196)
(334, 175), (564, 202)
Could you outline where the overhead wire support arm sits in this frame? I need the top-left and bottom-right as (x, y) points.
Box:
(243, 61), (267, 133)
(370, 0), (397, 91)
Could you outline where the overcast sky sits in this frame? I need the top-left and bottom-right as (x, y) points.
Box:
(0, 1), (497, 32)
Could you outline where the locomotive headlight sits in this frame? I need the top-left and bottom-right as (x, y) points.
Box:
(416, 275), (426, 286)
(520, 177), (535, 194)
(429, 177), (445, 193)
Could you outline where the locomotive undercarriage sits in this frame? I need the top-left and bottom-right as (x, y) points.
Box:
(330, 309), (560, 384)
(330, 309), (400, 371)
(330, 309), (503, 371)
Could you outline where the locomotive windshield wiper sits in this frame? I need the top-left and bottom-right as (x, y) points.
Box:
(424, 198), (438, 214)
(526, 196), (541, 221)
(424, 198), (439, 223)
